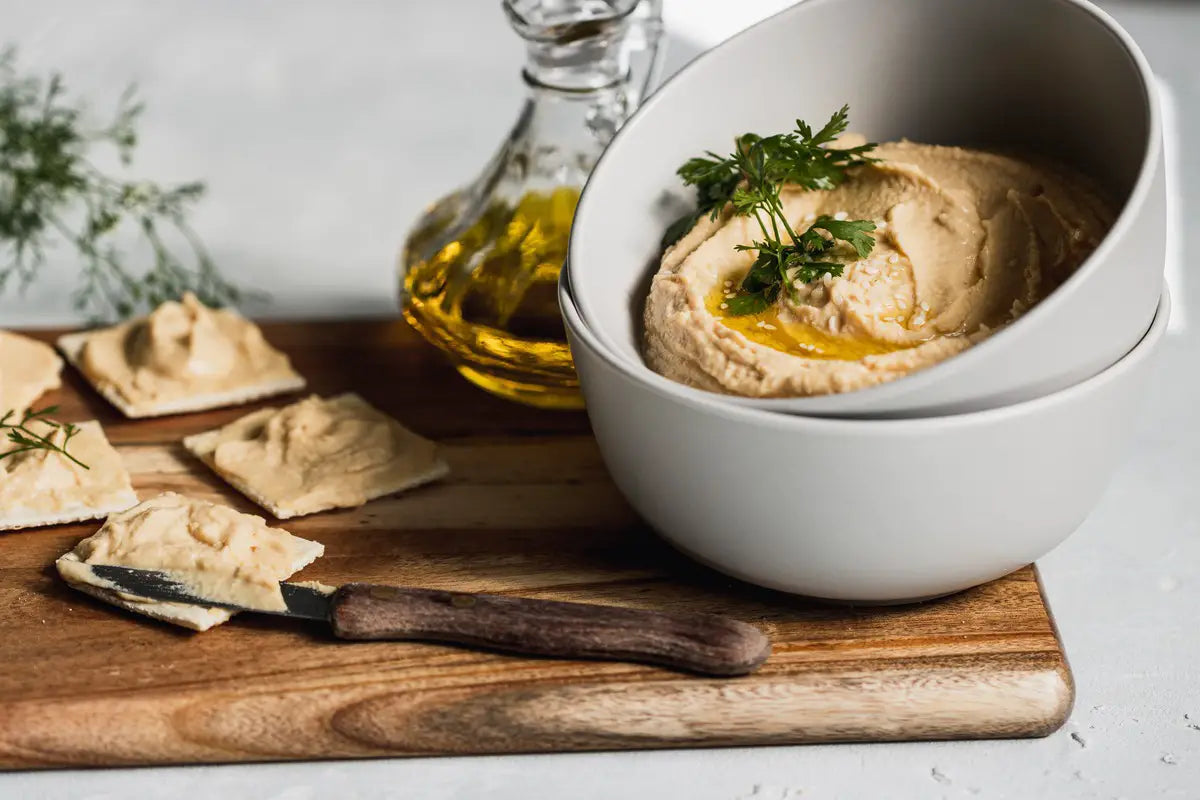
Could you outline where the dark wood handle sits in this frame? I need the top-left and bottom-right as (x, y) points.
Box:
(329, 584), (770, 677)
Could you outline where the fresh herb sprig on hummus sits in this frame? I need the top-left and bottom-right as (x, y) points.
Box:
(731, 215), (876, 315)
(665, 106), (879, 315)
(0, 405), (88, 470)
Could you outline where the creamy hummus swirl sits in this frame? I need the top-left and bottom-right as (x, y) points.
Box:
(78, 292), (299, 409)
(0, 331), (62, 413)
(57, 492), (320, 612)
(644, 141), (1113, 398)
(187, 393), (448, 519)
(0, 420), (133, 516)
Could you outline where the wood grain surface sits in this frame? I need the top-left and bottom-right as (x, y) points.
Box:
(0, 320), (1073, 770)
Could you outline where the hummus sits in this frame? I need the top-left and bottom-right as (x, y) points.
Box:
(0, 420), (136, 529)
(56, 492), (324, 613)
(183, 393), (449, 519)
(65, 292), (304, 417)
(0, 331), (62, 413)
(644, 141), (1113, 397)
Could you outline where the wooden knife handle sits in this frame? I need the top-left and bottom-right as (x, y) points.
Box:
(328, 584), (770, 677)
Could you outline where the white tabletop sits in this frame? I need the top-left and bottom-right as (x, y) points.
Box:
(3, 1), (1197, 797)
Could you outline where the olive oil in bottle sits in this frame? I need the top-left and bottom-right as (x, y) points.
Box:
(403, 188), (579, 408)
(398, 0), (662, 409)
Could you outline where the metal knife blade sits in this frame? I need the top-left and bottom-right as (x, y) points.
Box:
(87, 564), (333, 621)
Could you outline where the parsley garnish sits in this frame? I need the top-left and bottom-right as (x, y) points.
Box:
(0, 405), (89, 470)
(665, 106), (880, 315)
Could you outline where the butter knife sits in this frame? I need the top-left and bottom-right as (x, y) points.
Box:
(86, 565), (771, 676)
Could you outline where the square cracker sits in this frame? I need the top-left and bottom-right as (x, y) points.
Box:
(55, 496), (325, 631)
(0, 495), (137, 532)
(0, 330), (63, 414)
(0, 420), (137, 531)
(183, 393), (449, 520)
(57, 331), (306, 419)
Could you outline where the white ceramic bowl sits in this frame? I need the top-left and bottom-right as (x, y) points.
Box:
(568, 0), (1163, 418)
(562, 276), (1169, 602)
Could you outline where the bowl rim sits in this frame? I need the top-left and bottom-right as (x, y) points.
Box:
(566, 0), (1162, 413)
(562, 276), (1170, 432)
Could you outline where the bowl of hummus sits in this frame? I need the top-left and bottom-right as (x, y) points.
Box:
(562, 277), (1170, 601)
(566, 0), (1163, 417)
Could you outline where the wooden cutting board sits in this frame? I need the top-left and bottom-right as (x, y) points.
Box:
(0, 320), (1073, 770)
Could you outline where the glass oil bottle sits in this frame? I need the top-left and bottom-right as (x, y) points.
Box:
(400, 0), (663, 409)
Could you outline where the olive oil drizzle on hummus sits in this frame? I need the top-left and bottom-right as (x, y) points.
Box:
(704, 283), (915, 361)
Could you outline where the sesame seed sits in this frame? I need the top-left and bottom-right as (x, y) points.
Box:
(719, 302), (729, 310)
(897, 299), (909, 310)
(919, 301), (930, 311)
(833, 211), (848, 221)
(763, 323), (777, 331)
(864, 265), (879, 276)
(888, 254), (899, 264)
(756, 320), (767, 328)
(827, 317), (839, 333)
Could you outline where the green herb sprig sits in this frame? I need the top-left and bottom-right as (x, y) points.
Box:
(0, 405), (89, 470)
(731, 214), (878, 314)
(0, 48), (247, 322)
(665, 106), (880, 315)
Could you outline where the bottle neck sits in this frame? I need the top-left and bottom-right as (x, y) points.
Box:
(503, 0), (661, 155)
(520, 76), (631, 156)
(521, 30), (630, 93)
(455, 1), (658, 202)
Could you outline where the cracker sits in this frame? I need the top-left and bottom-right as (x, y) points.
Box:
(183, 394), (449, 520)
(0, 330), (64, 413)
(56, 541), (324, 632)
(57, 331), (306, 419)
(0, 420), (137, 531)
(55, 496), (325, 632)
(0, 494), (138, 532)
(56, 555), (241, 632)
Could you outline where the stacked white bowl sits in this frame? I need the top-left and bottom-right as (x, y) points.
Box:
(560, 0), (1168, 603)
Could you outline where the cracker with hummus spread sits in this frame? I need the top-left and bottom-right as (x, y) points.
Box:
(56, 492), (325, 631)
(57, 293), (305, 419)
(183, 393), (449, 520)
(0, 419), (137, 531)
(0, 330), (63, 414)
